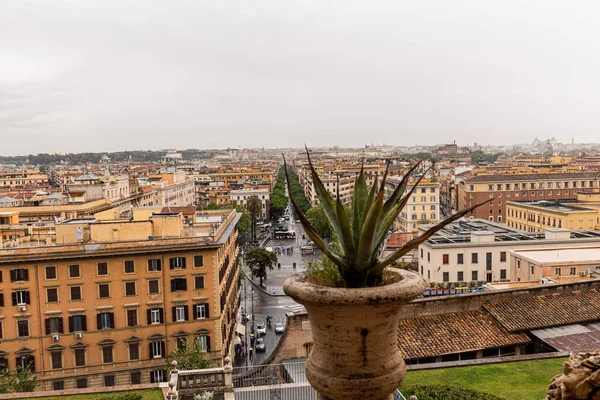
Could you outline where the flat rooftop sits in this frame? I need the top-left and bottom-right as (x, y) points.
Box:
(508, 199), (593, 212)
(421, 219), (519, 237)
(512, 247), (600, 264)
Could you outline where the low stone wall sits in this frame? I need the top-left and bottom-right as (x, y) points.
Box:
(0, 383), (161, 399)
(402, 278), (600, 319)
(266, 279), (600, 365)
(406, 351), (569, 371)
(268, 312), (312, 364)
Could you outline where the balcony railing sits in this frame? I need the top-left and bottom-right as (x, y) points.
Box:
(169, 358), (408, 399)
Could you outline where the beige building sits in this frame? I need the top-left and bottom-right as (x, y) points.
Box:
(0, 209), (240, 391)
(303, 174), (356, 207)
(230, 188), (270, 220)
(148, 172), (195, 207)
(418, 220), (600, 284)
(392, 177), (440, 235)
(506, 190), (600, 232)
(0, 170), (49, 188)
(510, 247), (600, 282)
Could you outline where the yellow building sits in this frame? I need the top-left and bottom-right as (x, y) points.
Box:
(0, 209), (240, 391)
(510, 247), (600, 282)
(0, 170), (49, 188)
(389, 177), (440, 235)
(506, 190), (600, 232)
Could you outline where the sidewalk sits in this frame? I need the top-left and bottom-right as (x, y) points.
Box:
(243, 237), (322, 297)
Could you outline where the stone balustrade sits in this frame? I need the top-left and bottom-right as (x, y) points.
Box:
(166, 357), (234, 400)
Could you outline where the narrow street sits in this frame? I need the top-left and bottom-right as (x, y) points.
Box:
(233, 202), (322, 368)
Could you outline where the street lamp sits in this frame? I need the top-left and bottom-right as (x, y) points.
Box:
(251, 288), (255, 331)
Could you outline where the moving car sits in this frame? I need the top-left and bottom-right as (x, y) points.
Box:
(275, 322), (285, 334)
(256, 322), (266, 336)
(256, 338), (266, 352)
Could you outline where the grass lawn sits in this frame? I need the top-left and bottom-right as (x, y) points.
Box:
(36, 389), (163, 400)
(400, 357), (567, 400)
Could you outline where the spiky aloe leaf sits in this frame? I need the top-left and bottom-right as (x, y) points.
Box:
(361, 173), (378, 227)
(374, 199), (492, 271)
(304, 146), (349, 257)
(352, 164), (368, 250)
(336, 193), (356, 262)
(373, 165), (433, 252)
(355, 189), (385, 271)
(283, 156), (347, 271)
(381, 160), (422, 217)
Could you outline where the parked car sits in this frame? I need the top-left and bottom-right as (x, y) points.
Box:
(470, 286), (485, 293)
(255, 338), (266, 352)
(256, 322), (266, 336)
(275, 323), (285, 334)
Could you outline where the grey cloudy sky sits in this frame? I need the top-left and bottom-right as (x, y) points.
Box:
(1, 0), (599, 155)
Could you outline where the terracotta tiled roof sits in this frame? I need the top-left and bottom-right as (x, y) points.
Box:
(160, 206), (196, 215)
(386, 233), (412, 249)
(483, 290), (600, 332)
(397, 310), (530, 360)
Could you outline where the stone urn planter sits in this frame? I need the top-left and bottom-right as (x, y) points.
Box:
(284, 268), (426, 400)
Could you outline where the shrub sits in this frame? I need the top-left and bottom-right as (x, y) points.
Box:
(404, 384), (503, 400)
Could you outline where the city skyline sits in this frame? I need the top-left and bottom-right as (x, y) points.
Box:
(3, 1), (600, 155)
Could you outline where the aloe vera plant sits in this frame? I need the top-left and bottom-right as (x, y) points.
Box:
(284, 148), (488, 288)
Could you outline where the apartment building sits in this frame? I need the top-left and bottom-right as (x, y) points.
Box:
(506, 190), (600, 232)
(457, 172), (600, 222)
(389, 177), (440, 235)
(65, 175), (130, 202)
(417, 219), (600, 283)
(0, 170), (49, 188)
(0, 209), (240, 391)
(510, 247), (600, 282)
(208, 171), (275, 189)
(303, 174), (356, 206)
(148, 172), (195, 207)
(230, 188), (270, 220)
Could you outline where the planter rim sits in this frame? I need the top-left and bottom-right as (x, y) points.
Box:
(283, 268), (425, 306)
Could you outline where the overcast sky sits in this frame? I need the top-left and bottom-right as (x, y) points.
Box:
(1, 1), (600, 155)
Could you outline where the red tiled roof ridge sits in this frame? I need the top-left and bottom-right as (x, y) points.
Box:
(483, 289), (600, 332)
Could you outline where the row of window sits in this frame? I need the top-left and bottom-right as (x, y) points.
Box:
(7, 256), (205, 283)
(6, 336), (210, 375)
(438, 269), (508, 282)
(421, 250), (507, 265)
(516, 260), (578, 276)
(411, 196), (437, 203)
(5, 276), (205, 306)
(410, 213), (437, 221)
(4, 304), (210, 339)
(479, 180), (596, 192)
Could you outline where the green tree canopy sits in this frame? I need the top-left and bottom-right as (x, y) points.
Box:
(245, 247), (278, 286)
(270, 167), (289, 219)
(0, 365), (37, 394)
(305, 205), (351, 239)
(167, 340), (212, 372)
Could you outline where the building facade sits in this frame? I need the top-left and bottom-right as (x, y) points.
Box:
(230, 189), (270, 220)
(418, 219), (600, 284)
(510, 247), (600, 282)
(0, 209), (240, 391)
(391, 177), (440, 235)
(506, 190), (600, 232)
(457, 172), (600, 223)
